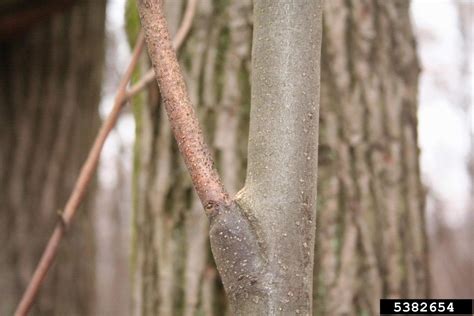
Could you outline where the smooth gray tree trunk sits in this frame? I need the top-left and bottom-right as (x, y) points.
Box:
(231, 0), (321, 314)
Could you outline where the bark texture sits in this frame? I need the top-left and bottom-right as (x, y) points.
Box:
(0, 0), (105, 314)
(129, 0), (252, 314)
(130, 0), (428, 315)
(314, 1), (429, 314)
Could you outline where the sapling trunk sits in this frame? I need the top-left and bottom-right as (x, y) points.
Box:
(137, 0), (322, 314)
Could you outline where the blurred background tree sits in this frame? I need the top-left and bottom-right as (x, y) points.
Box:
(0, 0), (105, 314)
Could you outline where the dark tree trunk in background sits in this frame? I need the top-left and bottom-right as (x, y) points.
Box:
(0, 0), (105, 314)
(129, 0), (428, 315)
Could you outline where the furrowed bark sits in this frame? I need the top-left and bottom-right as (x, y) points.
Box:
(313, 1), (428, 314)
(137, 0), (321, 314)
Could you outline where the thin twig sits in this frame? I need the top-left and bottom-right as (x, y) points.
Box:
(172, 0), (198, 52)
(125, 0), (198, 101)
(137, 0), (228, 211)
(125, 68), (155, 99)
(14, 32), (146, 316)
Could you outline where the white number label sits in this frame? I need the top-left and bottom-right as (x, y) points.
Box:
(447, 302), (454, 312)
(420, 302), (428, 312)
(385, 300), (461, 313)
(403, 302), (410, 312)
(394, 302), (401, 312)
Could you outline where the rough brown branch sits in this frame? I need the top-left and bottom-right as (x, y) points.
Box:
(137, 0), (229, 211)
(125, 0), (197, 101)
(13, 32), (146, 316)
(137, 2), (272, 314)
